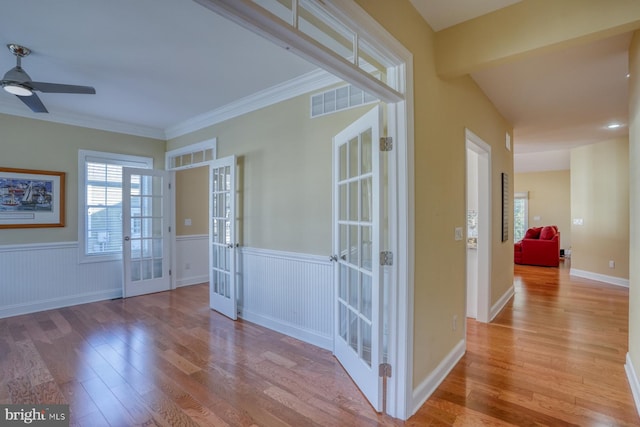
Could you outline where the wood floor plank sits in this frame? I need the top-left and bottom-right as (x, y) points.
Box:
(1, 263), (639, 426)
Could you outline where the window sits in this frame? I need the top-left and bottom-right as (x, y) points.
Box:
(79, 150), (153, 262)
(165, 139), (217, 171)
(310, 83), (377, 118)
(514, 192), (529, 242)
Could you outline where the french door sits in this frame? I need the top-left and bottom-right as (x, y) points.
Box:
(209, 156), (237, 320)
(122, 168), (171, 298)
(333, 106), (383, 411)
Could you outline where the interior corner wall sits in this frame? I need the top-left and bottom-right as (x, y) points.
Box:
(0, 114), (166, 245)
(627, 30), (640, 411)
(514, 170), (571, 249)
(570, 138), (629, 280)
(167, 90), (377, 257)
(354, 0), (514, 392)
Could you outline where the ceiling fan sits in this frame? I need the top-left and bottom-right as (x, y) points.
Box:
(1, 44), (96, 113)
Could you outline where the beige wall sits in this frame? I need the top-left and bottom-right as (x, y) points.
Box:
(628, 31), (640, 379)
(515, 170), (571, 249)
(436, 0), (640, 77)
(168, 91), (377, 256)
(570, 138), (629, 279)
(175, 166), (209, 236)
(0, 114), (166, 245)
(355, 0), (513, 387)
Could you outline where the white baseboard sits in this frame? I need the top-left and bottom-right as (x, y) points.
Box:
(412, 339), (465, 415)
(570, 269), (629, 288)
(490, 285), (514, 321)
(176, 275), (208, 288)
(0, 289), (122, 319)
(239, 309), (333, 351)
(626, 353), (640, 418)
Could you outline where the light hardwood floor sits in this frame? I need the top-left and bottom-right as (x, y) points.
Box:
(1, 262), (638, 426)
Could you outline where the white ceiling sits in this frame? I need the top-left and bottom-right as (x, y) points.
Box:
(0, 0), (315, 138)
(0, 0), (631, 173)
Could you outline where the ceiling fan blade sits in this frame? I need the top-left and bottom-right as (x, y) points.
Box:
(17, 93), (48, 113)
(30, 81), (96, 94)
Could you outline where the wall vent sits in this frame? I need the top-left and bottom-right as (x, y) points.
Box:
(311, 84), (377, 118)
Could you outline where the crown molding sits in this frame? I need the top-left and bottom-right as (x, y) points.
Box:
(164, 68), (341, 140)
(0, 67), (338, 142)
(0, 100), (165, 140)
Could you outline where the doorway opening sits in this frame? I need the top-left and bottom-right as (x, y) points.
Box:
(465, 129), (491, 323)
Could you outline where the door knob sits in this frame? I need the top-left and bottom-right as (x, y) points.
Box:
(124, 236), (130, 241)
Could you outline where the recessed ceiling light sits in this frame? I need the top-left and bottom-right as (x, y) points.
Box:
(607, 123), (622, 129)
(627, 73), (631, 78)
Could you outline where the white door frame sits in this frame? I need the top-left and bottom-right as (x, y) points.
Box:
(165, 139), (218, 291)
(188, 0), (414, 419)
(465, 129), (492, 323)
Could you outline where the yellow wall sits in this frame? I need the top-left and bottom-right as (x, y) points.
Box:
(168, 91), (377, 256)
(175, 166), (209, 236)
(627, 31), (640, 377)
(570, 138), (629, 279)
(355, 0), (513, 387)
(436, 0), (640, 77)
(515, 170), (571, 249)
(0, 114), (166, 245)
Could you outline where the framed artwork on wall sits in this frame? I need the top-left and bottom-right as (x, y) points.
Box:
(0, 167), (65, 229)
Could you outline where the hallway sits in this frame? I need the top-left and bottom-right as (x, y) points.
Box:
(412, 262), (639, 425)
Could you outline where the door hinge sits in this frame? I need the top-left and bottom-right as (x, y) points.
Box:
(168, 226), (171, 233)
(168, 182), (171, 190)
(380, 251), (393, 266)
(380, 136), (393, 151)
(169, 269), (172, 276)
(379, 363), (392, 378)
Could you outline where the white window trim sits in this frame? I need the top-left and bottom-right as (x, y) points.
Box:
(78, 150), (153, 264)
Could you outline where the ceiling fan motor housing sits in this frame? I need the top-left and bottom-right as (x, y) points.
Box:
(3, 66), (32, 85)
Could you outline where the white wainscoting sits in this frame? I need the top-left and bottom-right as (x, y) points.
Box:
(1, 240), (335, 353)
(238, 247), (334, 350)
(175, 234), (209, 287)
(0, 242), (122, 319)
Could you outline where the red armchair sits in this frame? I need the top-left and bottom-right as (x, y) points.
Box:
(514, 226), (560, 267)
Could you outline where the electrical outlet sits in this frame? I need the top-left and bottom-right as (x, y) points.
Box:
(609, 260), (615, 269)
(455, 227), (463, 241)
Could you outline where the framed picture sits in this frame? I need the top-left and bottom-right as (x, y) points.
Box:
(0, 167), (65, 229)
(501, 172), (509, 242)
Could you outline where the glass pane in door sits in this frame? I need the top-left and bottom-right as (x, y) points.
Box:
(209, 156), (237, 320)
